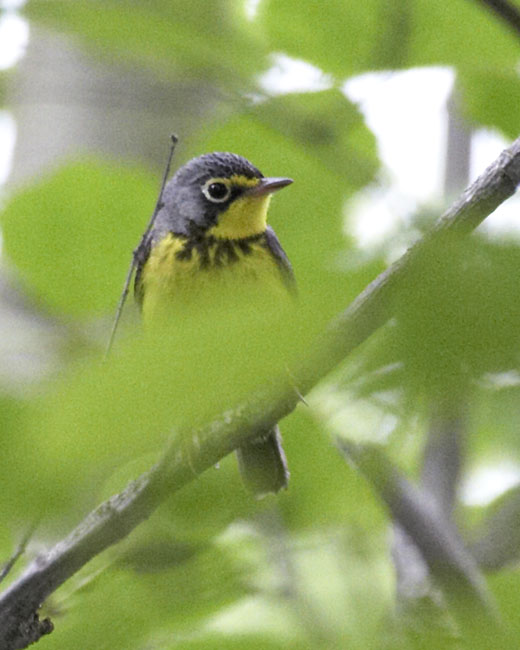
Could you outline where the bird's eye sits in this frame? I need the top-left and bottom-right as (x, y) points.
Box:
(203, 180), (231, 203)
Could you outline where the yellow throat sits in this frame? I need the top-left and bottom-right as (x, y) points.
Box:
(209, 175), (272, 240)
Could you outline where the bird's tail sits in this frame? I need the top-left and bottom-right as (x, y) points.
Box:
(236, 425), (289, 498)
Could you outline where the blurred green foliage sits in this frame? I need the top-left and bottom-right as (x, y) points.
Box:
(24, 0), (268, 84)
(0, 0), (519, 648)
(1, 161), (158, 315)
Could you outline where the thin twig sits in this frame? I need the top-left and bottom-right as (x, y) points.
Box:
(104, 134), (178, 359)
(2, 137), (520, 648)
(0, 524), (38, 585)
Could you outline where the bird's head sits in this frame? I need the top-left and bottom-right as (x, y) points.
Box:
(155, 152), (293, 240)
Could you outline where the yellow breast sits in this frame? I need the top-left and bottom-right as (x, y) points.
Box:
(140, 232), (288, 327)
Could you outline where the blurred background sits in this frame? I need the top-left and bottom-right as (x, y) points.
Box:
(1, 1), (520, 648)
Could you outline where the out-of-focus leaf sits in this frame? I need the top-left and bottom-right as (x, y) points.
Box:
(160, 636), (302, 650)
(250, 90), (377, 189)
(106, 452), (262, 549)
(0, 284), (302, 517)
(392, 237), (520, 398)
(25, 0), (520, 89)
(43, 547), (245, 650)
(471, 382), (520, 460)
(157, 454), (261, 543)
(259, 0), (520, 78)
(274, 410), (387, 531)
(0, 396), (36, 522)
(0, 416), (15, 564)
(24, 0), (267, 85)
(258, 0), (401, 77)
(1, 160), (157, 316)
(488, 571), (520, 646)
(460, 69), (520, 139)
(408, 0), (520, 70)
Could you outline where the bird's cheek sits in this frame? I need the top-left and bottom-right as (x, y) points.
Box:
(189, 205), (217, 231)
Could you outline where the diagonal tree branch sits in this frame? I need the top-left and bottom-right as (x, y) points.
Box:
(2, 137), (520, 648)
(336, 440), (499, 639)
(469, 484), (520, 571)
(296, 136), (520, 393)
(420, 405), (466, 519)
(391, 403), (467, 609)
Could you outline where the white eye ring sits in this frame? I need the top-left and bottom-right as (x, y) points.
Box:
(202, 179), (231, 203)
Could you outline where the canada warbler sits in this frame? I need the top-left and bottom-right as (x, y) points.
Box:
(135, 152), (295, 497)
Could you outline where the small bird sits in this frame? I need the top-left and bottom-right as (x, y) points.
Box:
(134, 152), (295, 497)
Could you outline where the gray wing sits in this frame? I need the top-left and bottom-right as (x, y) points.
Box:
(264, 226), (297, 296)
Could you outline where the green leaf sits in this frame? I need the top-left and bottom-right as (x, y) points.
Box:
(1, 159), (157, 316)
(460, 68), (520, 138)
(408, 0), (520, 70)
(160, 636), (301, 650)
(471, 383), (520, 461)
(0, 290), (295, 516)
(276, 410), (387, 531)
(257, 0), (520, 90)
(250, 90), (377, 189)
(43, 547), (245, 650)
(488, 571), (520, 647)
(392, 237), (520, 398)
(0, 396), (38, 522)
(24, 0), (268, 85)
(157, 455), (261, 543)
(258, 0), (397, 77)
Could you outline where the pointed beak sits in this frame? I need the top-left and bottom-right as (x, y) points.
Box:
(246, 177), (293, 197)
